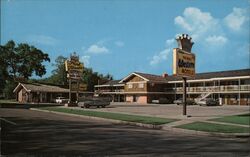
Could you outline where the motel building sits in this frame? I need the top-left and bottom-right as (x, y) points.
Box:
(94, 69), (250, 105)
(13, 83), (92, 103)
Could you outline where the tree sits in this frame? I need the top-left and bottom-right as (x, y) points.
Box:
(0, 40), (17, 80)
(0, 40), (50, 99)
(0, 40), (50, 80)
(40, 55), (113, 91)
(82, 68), (113, 91)
(40, 56), (67, 86)
(29, 53), (113, 92)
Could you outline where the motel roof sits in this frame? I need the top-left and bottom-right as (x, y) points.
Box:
(133, 72), (168, 83)
(94, 80), (124, 87)
(119, 72), (168, 83)
(165, 68), (250, 82)
(96, 68), (250, 87)
(13, 83), (69, 93)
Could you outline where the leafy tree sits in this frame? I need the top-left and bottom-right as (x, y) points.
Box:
(2, 81), (17, 99)
(82, 68), (113, 91)
(16, 43), (50, 79)
(0, 40), (50, 80)
(0, 40), (50, 99)
(40, 56), (68, 86)
(39, 55), (113, 91)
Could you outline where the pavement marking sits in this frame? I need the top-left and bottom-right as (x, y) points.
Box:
(0, 118), (17, 125)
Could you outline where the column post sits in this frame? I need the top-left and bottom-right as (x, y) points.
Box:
(183, 77), (187, 115)
(238, 79), (241, 105)
(69, 79), (72, 103)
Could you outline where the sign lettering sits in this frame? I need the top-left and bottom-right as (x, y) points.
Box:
(173, 48), (195, 77)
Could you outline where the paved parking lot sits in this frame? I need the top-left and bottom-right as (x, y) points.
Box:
(79, 103), (250, 120)
(1, 108), (249, 156)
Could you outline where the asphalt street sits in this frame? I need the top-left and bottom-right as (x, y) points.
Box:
(0, 108), (249, 156)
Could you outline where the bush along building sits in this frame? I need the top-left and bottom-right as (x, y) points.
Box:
(94, 69), (250, 105)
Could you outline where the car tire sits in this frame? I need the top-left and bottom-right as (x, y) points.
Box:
(102, 105), (105, 108)
(84, 104), (90, 108)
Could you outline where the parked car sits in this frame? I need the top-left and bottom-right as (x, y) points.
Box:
(152, 98), (171, 104)
(78, 97), (111, 108)
(55, 97), (69, 104)
(173, 98), (196, 105)
(197, 98), (219, 106)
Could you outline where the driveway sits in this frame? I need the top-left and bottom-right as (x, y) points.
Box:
(1, 108), (249, 156)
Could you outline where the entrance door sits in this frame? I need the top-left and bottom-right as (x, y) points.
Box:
(133, 95), (136, 102)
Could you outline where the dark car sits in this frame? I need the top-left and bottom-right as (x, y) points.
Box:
(173, 98), (196, 105)
(152, 98), (171, 104)
(78, 97), (111, 108)
(197, 98), (219, 106)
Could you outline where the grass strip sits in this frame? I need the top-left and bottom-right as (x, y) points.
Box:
(40, 107), (177, 125)
(209, 113), (250, 126)
(0, 99), (17, 104)
(176, 122), (250, 133)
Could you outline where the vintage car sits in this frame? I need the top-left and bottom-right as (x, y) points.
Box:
(55, 97), (69, 104)
(77, 97), (111, 108)
(173, 98), (196, 105)
(197, 98), (219, 106)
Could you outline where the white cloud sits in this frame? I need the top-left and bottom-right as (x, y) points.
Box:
(80, 55), (90, 67)
(86, 44), (109, 54)
(27, 35), (58, 46)
(150, 48), (171, 66)
(175, 16), (193, 32)
(166, 39), (175, 46)
(115, 41), (124, 47)
(174, 7), (219, 41)
(205, 35), (228, 45)
(224, 7), (248, 31)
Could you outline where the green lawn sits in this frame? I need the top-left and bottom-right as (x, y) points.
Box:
(40, 107), (177, 125)
(209, 113), (250, 126)
(176, 122), (250, 133)
(0, 99), (16, 104)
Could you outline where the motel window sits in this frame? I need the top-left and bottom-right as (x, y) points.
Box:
(139, 83), (144, 88)
(128, 84), (133, 89)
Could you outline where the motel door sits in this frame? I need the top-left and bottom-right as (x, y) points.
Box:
(133, 95), (139, 102)
(133, 95), (136, 102)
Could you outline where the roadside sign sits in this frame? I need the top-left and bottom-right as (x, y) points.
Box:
(173, 48), (195, 78)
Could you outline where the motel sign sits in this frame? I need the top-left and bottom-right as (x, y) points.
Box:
(173, 48), (195, 77)
(173, 34), (196, 115)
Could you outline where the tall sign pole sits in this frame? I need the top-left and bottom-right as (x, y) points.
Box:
(183, 77), (187, 115)
(173, 34), (195, 116)
(65, 52), (84, 105)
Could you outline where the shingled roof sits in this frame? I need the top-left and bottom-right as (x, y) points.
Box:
(165, 69), (250, 81)
(13, 83), (69, 93)
(118, 72), (168, 83)
(103, 80), (123, 86)
(96, 69), (250, 86)
(133, 72), (168, 83)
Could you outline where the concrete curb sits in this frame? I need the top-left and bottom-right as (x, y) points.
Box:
(30, 108), (250, 138)
(30, 108), (162, 130)
(162, 126), (250, 138)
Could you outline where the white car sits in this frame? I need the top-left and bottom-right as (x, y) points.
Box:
(55, 97), (69, 104)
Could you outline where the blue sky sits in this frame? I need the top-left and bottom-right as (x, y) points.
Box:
(1, 0), (249, 79)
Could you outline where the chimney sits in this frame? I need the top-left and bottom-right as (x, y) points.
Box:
(162, 72), (168, 78)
